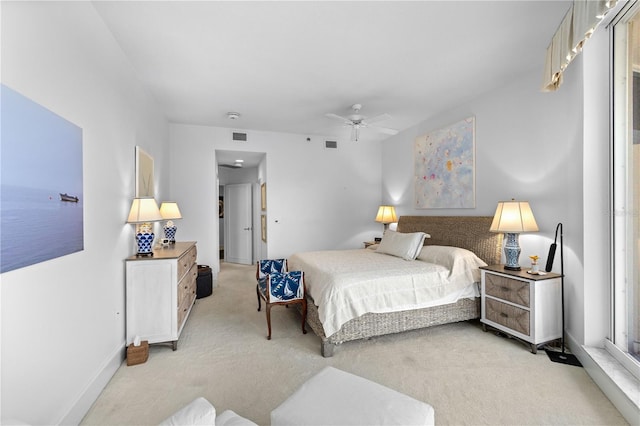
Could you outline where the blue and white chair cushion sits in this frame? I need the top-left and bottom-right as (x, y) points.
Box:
(258, 259), (287, 279)
(259, 271), (304, 302)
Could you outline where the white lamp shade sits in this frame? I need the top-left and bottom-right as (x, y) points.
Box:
(490, 200), (539, 233)
(375, 205), (397, 224)
(127, 198), (162, 223)
(160, 202), (182, 220)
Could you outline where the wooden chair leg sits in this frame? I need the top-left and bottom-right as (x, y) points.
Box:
(265, 303), (272, 340)
(256, 284), (261, 311)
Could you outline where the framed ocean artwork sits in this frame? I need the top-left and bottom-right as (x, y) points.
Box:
(414, 116), (476, 209)
(1, 85), (84, 273)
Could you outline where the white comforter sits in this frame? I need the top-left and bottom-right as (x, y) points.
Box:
(288, 249), (481, 337)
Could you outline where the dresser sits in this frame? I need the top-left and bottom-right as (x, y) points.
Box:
(480, 264), (562, 353)
(125, 241), (198, 350)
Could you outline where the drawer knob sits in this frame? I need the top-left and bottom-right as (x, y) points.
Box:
(500, 286), (510, 292)
(500, 312), (508, 318)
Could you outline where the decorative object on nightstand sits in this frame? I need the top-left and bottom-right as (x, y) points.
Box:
(159, 201), (182, 243)
(544, 223), (582, 367)
(480, 265), (562, 353)
(489, 199), (539, 270)
(528, 255), (540, 273)
(375, 205), (397, 232)
(126, 197), (163, 257)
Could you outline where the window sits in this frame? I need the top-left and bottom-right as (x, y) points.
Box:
(612, 3), (640, 368)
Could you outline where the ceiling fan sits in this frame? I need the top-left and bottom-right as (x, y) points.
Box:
(325, 104), (399, 141)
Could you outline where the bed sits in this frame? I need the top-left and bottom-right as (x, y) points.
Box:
(288, 216), (503, 357)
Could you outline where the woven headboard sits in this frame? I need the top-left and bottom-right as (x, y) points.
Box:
(397, 216), (502, 265)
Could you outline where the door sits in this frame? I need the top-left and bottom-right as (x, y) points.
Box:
(224, 183), (253, 264)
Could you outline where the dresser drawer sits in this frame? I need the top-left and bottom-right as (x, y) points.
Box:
(178, 282), (196, 329)
(485, 273), (530, 307)
(177, 245), (197, 281)
(178, 263), (197, 306)
(485, 298), (530, 336)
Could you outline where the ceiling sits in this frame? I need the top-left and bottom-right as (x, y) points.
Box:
(93, 0), (571, 166)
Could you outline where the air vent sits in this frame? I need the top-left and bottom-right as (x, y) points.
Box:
(232, 132), (247, 142)
(325, 140), (338, 149)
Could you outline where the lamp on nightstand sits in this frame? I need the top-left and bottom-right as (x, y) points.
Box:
(127, 197), (163, 256)
(489, 199), (539, 270)
(375, 205), (397, 233)
(160, 201), (182, 243)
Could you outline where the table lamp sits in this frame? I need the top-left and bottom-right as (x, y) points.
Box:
(159, 201), (182, 243)
(489, 200), (538, 270)
(375, 205), (397, 232)
(127, 197), (162, 256)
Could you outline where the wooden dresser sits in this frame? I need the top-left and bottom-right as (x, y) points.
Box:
(125, 241), (197, 350)
(480, 264), (562, 353)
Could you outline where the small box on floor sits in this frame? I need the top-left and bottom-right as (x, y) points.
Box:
(126, 340), (149, 366)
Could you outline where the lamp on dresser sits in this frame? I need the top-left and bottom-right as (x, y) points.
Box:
(127, 197), (162, 256)
(375, 205), (397, 233)
(489, 199), (538, 270)
(159, 201), (182, 243)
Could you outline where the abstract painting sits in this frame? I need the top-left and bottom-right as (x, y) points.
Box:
(1, 84), (84, 273)
(414, 116), (475, 209)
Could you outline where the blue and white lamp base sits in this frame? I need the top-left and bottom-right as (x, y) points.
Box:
(503, 232), (522, 270)
(164, 225), (177, 243)
(136, 231), (155, 256)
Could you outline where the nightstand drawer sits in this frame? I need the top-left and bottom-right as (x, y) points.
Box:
(485, 298), (530, 336)
(485, 273), (530, 307)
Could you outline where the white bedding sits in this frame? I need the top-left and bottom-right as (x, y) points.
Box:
(288, 248), (483, 337)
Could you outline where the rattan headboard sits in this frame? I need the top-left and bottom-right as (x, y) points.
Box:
(397, 216), (502, 265)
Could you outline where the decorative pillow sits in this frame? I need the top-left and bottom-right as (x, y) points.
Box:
(417, 245), (487, 281)
(376, 231), (428, 260)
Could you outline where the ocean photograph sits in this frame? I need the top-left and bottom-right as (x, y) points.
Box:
(1, 85), (83, 274)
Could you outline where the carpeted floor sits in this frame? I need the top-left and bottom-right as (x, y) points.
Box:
(81, 262), (628, 425)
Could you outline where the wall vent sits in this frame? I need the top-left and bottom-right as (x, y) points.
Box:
(325, 140), (338, 149)
(232, 132), (248, 142)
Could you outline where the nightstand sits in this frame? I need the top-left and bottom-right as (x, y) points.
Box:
(480, 265), (562, 353)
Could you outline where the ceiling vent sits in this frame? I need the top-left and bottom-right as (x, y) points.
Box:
(325, 140), (338, 149)
(232, 132), (248, 142)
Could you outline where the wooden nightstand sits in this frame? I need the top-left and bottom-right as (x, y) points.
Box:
(480, 265), (562, 353)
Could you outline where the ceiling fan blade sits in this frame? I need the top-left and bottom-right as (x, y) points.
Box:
(363, 113), (392, 125)
(325, 113), (353, 124)
(368, 124), (399, 135)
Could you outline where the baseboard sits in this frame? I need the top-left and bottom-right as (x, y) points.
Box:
(60, 343), (126, 425)
(568, 333), (640, 425)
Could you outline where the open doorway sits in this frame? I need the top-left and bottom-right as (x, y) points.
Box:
(216, 150), (266, 265)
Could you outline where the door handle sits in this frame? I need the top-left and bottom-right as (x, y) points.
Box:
(243, 227), (251, 231)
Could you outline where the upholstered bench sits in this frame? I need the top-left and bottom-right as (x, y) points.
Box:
(271, 366), (435, 426)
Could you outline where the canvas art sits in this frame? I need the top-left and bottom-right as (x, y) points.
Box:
(414, 117), (475, 208)
(1, 85), (84, 273)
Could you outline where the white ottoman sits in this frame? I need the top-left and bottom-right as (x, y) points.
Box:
(271, 367), (435, 426)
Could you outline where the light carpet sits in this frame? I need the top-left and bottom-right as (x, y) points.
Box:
(81, 262), (627, 425)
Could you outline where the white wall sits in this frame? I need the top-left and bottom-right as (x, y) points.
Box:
(381, 66), (586, 344)
(1, 3), (168, 424)
(169, 125), (383, 276)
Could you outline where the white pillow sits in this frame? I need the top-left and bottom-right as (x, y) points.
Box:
(160, 397), (216, 426)
(376, 231), (428, 260)
(417, 245), (487, 282)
